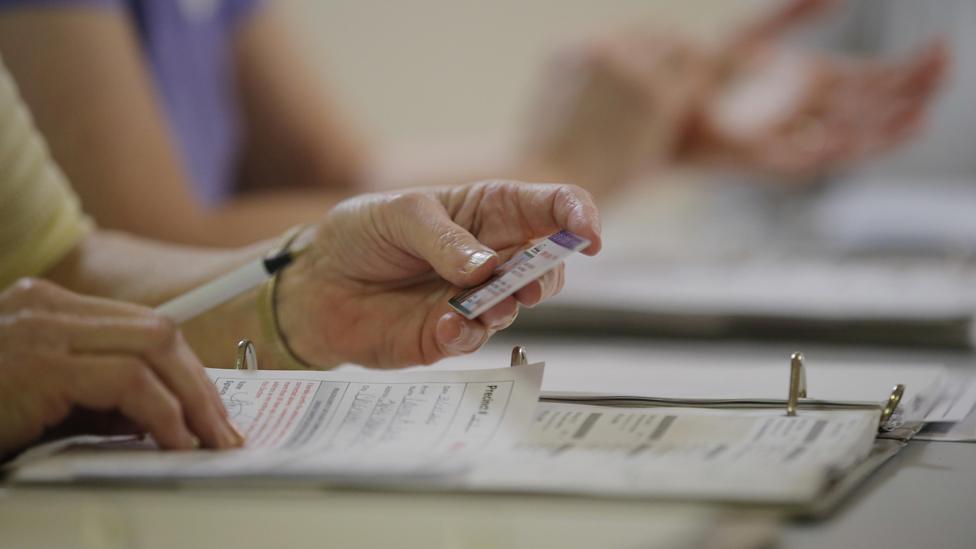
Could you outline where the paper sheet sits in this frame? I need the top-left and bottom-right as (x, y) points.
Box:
(915, 372), (976, 441)
(8, 364), (544, 482)
(469, 402), (880, 503)
(8, 363), (885, 506)
(213, 365), (534, 456)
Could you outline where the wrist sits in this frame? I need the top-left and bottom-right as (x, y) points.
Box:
(270, 222), (349, 369)
(271, 256), (341, 370)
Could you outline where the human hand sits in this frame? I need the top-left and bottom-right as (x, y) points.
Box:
(682, 0), (949, 180)
(521, 0), (948, 192)
(520, 30), (711, 197)
(276, 180), (601, 369)
(0, 279), (243, 455)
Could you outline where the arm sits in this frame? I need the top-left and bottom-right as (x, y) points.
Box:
(232, 2), (371, 194)
(1, 40), (604, 455)
(42, 181), (601, 372)
(4, 179), (601, 457)
(231, 4), (702, 198)
(0, 8), (347, 246)
(42, 228), (270, 369)
(231, 2), (530, 194)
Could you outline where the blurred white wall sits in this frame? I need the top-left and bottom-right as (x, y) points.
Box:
(280, 0), (767, 144)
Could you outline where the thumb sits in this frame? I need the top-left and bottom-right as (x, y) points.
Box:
(391, 193), (499, 288)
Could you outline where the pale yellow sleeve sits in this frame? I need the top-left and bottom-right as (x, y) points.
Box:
(0, 57), (93, 290)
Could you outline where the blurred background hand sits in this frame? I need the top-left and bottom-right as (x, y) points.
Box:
(680, 0), (948, 181)
(519, 0), (948, 195)
(520, 30), (711, 197)
(277, 180), (602, 369)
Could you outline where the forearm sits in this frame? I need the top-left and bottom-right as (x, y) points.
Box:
(42, 230), (279, 368)
(162, 190), (346, 247)
(44, 230), (267, 306)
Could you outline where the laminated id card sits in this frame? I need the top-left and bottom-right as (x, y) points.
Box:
(449, 230), (590, 319)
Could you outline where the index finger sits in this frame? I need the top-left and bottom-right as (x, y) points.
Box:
(0, 278), (151, 318)
(53, 314), (242, 449)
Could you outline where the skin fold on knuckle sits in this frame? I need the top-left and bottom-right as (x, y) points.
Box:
(2, 310), (64, 351)
(6, 277), (58, 309)
(384, 192), (435, 250)
(134, 317), (187, 371)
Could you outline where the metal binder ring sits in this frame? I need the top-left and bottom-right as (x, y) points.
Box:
(786, 352), (807, 417)
(879, 384), (905, 428)
(510, 346), (528, 367)
(235, 339), (258, 371)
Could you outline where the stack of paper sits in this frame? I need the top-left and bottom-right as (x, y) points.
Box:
(6, 362), (900, 509)
(472, 402), (880, 503)
(9, 364), (543, 483)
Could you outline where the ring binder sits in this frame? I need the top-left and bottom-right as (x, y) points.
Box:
(879, 384), (906, 428)
(235, 339), (258, 371)
(786, 352), (808, 416)
(511, 346), (528, 367)
(230, 340), (906, 432)
(782, 351), (906, 431)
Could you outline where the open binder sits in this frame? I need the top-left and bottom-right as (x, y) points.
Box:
(541, 351), (908, 433)
(229, 340), (919, 517)
(237, 340), (911, 433)
(522, 347), (922, 517)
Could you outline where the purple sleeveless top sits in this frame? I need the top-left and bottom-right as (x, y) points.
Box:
(0, 0), (261, 204)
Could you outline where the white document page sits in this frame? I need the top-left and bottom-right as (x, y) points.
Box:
(920, 373), (976, 423)
(915, 372), (976, 441)
(468, 402), (879, 503)
(9, 364), (543, 483)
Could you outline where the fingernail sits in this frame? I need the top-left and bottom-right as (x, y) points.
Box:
(451, 322), (484, 351)
(491, 308), (519, 331)
(452, 322), (471, 345)
(537, 275), (552, 303)
(462, 251), (495, 274)
(229, 422), (247, 447)
(219, 422), (243, 449)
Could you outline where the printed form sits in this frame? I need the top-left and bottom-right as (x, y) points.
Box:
(469, 402), (880, 503)
(215, 366), (527, 455)
(8, 366), (885, 505)
(8, 364), (543, 482)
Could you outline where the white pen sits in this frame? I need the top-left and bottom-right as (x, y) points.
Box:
(155, 234), (306, 323)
